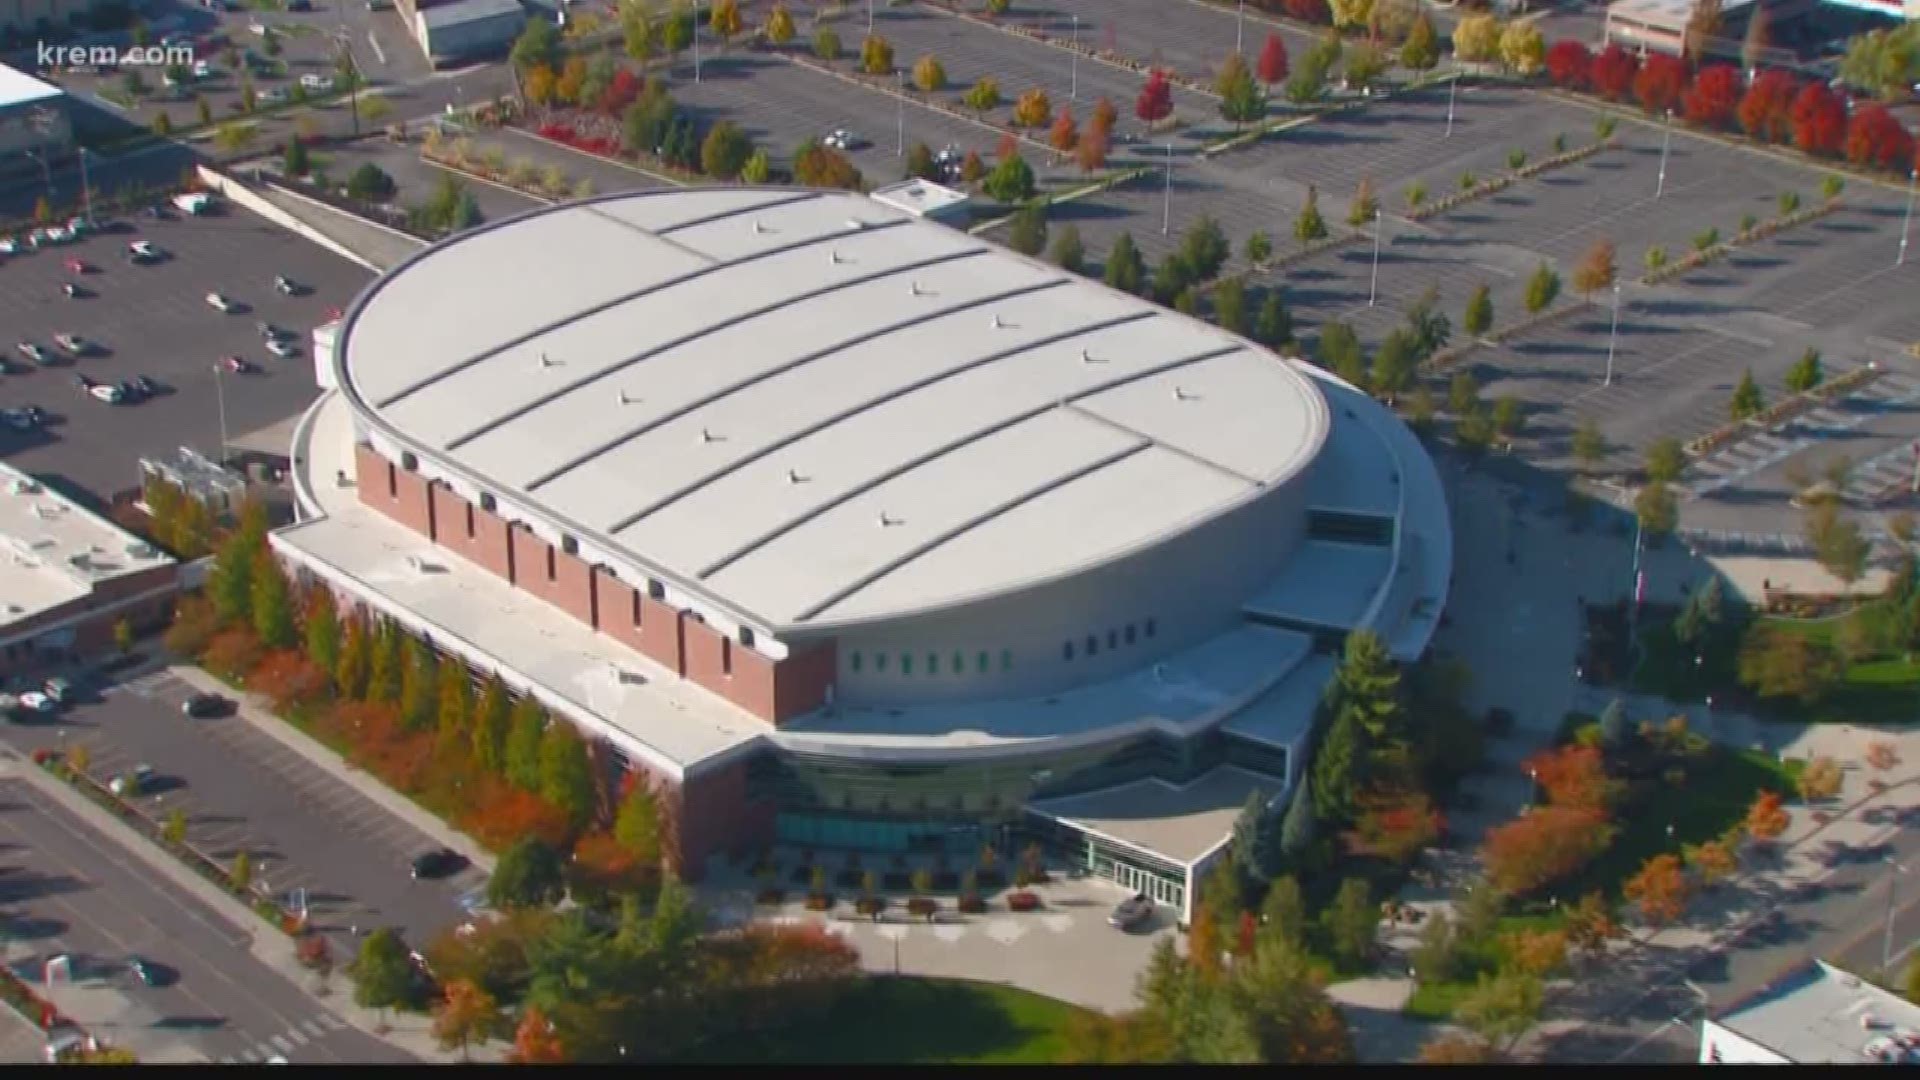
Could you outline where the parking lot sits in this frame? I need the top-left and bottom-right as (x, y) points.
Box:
(982, 0), (1324, 85)
(25, 666), (481, 953)
(0, 776), (408, 1064)
(0, 201), (371, 500)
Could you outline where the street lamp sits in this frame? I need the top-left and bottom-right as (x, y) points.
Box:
(1070, 14), (1079, 102)
(1884, 856), (1910, 976)
(1161, 143), (1174, 235)
(1656, 110), (1673, 199)
(1899, 169), (1916, 268)
(868, 0), (875, 35)
(1368, 209), (1383, 305)
(896, 71), (905, 157)
(693, 17), (702, 84)
(1237, 0), (1246, 54)
(1604, 283), (1621, 386)
(1445, 77), (1457, 139)
(212, 361), (231, 467)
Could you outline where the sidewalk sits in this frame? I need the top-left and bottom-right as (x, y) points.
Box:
(165, 665), (496, 876)
(0, 749), (501, 1063)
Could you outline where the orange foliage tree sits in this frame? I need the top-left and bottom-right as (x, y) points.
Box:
(459, 783), (574, 851)
(1048, 107), (1079, 156)
(1744, 790), (1790, 843)
(1499, 928), (1569, 978)
(250, 650), (329, 712)
(1623, 853), (1693, 926)
(1419, 1031), (1502, 1063)
(1524, 744), (1618, 815)
(1351, 791), (1446, 864)
(1562, 891), (1623, 959)
(511, 1005), (568, 1064)
(1481, 806), (1614, 895)
(1684, 838), (1738, 887)
(202, 628), (264, 681)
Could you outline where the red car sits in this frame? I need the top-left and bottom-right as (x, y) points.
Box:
(221, 356), (256, 374)
(64, 258), (90, 274)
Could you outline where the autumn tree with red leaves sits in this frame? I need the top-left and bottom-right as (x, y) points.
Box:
(1481, 806), (1615, 895)
(1737, 68), (1799, 143)
(1624, 852), (1693, 926)
(1590, 43), (1639, 102)
(1789, 81), (1846, 157)
(1135, 68), (1174, 126)
(511, 1005), (568, 1063)
(1524, 744), (1620, 815)
(1545, 39), (1591, 89)
(1845, 102), (1915, 172)
(1744, 789), (1790, 842)
(1048, 107), (1079, 157)
(1258, 32), (1289, 89)
(1681, 63), (1740, 129)
(1633, 52), (1689, 117)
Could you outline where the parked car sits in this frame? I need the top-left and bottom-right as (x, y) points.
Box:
(129, 375), (159, 398)
(127, 240), (163, 262)
(1107, 893), (1155, 931)
(182, 692), (232, 718)
(822, 128), (867, 151)
(299, 74), (334, 93)
(2, 408), (42, 432)
(257, 321), (290, 340)
(108, 765), (154, 796)
(88, 383), (125, 405)
(0, 237), (19, 254)
(206, 292), (237, 313)
(117, 379), (147, 403)
(17, 691), (56, 715)
(15, 342), (52, 365)
(266, 338), (297, 358)
(221, 356), (256, 374)
(127, 958), (157, 986)
(60, 282), (81, 299)
(42, 678), (74, 703)
(273, 274), (303, 296)
(52, 333), (90, 355)
(64, 257), (90, 274)
(410, 847), (465, 880)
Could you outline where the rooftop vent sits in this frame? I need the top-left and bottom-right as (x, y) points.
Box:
(830, 249), (847, 265)
(877, 511), (901, 528)
(752, 220), (768, 234)
(8, 478), (39, 495)
(125, 541), (155, 560)
(616, 389), (637, 406)
(1173, 386), (1196, 401)
(990, 314), (1006, 330)
(699, 427), (720, 444)
(538, 352), (558, 369)
(1081, 348), (1104, 364)
(787, 469), (810, 485)
(845, 218), (867, 230)
(909, 280), (925, 297)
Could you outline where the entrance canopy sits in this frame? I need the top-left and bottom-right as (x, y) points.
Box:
(1028, 765), (1282, 872)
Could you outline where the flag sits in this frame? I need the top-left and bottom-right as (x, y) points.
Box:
(1635, 571), (1646, 605)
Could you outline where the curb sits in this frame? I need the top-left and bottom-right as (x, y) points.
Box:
(498, 125), (690, 189)
(164, 665), (497, 875)
(417, 153), (558, 206)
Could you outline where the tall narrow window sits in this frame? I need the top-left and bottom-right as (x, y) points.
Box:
(977, 651), (989, 674)
(927, 652), (938, 675)
(1001, 649), (1013, 671)
(1106, 629), (1118, 650)
(561, 535), (579, 557)
(954, 651), (965, 675)
(1124, 625), (1136, 646)
(545, 547), (557, 581)
(648, 579), (665, 600)
(631, 592), (642, 626)
(875, 653), (888, 672)
(1145, 618), (1158, 638)
(464, 503), (475, 538)
(1086, 635), (1099, 657)
(901, 653), (913, 676)
(740, 627), (757, 649)
(850, 651), (863, 673)
(479, 492), (497, 513)
(1063, 641), (1075, 661)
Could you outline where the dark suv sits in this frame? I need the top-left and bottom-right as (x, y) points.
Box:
(410, 848), (466, 880)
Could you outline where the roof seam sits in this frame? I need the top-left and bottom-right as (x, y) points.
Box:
(508, 247), (1000, 485)
(1063, 403), (1267, 487)
(581, 205), (720, 264)
(373, 215), (917, 410)
(650, 190), (824, 235)
(792, 440), (1157, 622)
(693, 338), (1239, 579)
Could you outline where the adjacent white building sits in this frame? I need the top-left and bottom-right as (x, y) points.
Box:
(1702, 960), (1920, 1064)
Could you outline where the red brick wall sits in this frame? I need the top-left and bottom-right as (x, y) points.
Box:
(508, 525), (595, 626)
(773, 641), (838, 722)
(428, 484), (514, 581)
(681, 615), (731, 692)
(675, 757), (775, 880)
(354, 443), (433, 537)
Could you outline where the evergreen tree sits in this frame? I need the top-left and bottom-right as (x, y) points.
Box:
(613, 780), (663, 864)
(335, 616), (370, 700)
(368, 620), (403, 705)
(304, 588), (341, 678)
(1213, 277), (1249, 334)
(283, 138), (310, 176)
(400, 637), (439, 732)
(1294, 186), (1328, 243)
(208, 532), (259, 626)
(1278, 774), (1317, 863)
(1729, 368), (1764, 420)
(1007, 203), (1048, 255)
(1229, 790), (1278, 888)
(1261, 875), (1309, 946)
(472, 675), (511, 774)
(1254, 292), (1293, 347)
(1334, 631), (1405, 746)
(1310, 711), (1362, 824)
(487, 837), (566, 909)
(1463, 283), (1494, 337)
(1784, 348), (1824, 393)
(904, 141), (938, 182)
(1050, 223), (1086, 273)
(1103, 232), (1145, 294)
(436, 661), (473, 750)
(250, 558), (296, 649)
(504, 697), (547, 792)
(539, 721), (597, 831)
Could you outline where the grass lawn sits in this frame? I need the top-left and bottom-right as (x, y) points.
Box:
(685, 977), (1091, 1064)
(1766, 617), (1920, 725)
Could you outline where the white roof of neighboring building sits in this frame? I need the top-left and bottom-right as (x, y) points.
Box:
(1711, 960), (1920, 1064)
(0, 466), (173, 630)
(418, 0), (526, 31)
(870, 179), (970, 218)
(1608, 0), (1756, 27)
(0, 64), (62, 112)
(336, 189), (1330, 636)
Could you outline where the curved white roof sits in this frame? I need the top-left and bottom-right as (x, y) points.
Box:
(335, 189), (1330, 635)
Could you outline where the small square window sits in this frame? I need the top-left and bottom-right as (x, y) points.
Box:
(953, 651), (965, 675)
(647, 579), (666, 600)
(977, 651), (990, 673)
(901, 653), (913, 675)
(400, 451), (418, 471)
(1125, 625), (1136, 645)
(927, 652), (939, 675)
(740, 627), (756, 648)
(875, 653), (888, 672)
(1001, 649), (1013, 671)
(479, 492), (497, 512)
(561, 535), (579, 557)
(1145, 618), (1158, 638)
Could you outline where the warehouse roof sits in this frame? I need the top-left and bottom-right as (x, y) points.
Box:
(0, 464), (172, 631)
(336, 189), (1330, 635)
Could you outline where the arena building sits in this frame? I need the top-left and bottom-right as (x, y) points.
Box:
(277, 188), (1452, 922)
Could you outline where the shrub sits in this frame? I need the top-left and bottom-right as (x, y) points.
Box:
(296, 933), (333, 972)
(958, 895), (988, 914)
(805, 893), (833, 911)
(906, 897), (939, 919)
(855, 896), (887, 916)
(1007, 890), (1042, 912)
(756, 888), (786, 905)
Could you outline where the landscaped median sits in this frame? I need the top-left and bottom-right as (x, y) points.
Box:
(1683, 364), (1880, 458)
(758, 844), (1051, 919)
(30, 748), (301, 939)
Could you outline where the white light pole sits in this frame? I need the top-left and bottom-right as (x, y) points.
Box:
(896, 71), (904, 157)
(212, 362), (231, 466)
(1070, 15), (1079, 101)
(1656, 110), (1672, 199)
(1445, 77), (1456, 138)
(868, 0), (874, 35)
(1885, 856), (1910, 975)
(693, 18), (701, 84)
(1161, 143), (1173, 234)
(1605, 283), (1621, 387)
(77, 147), (93, 224)
(1237, 0), (1245, 54)
(1899, 169), (1916, 268)
(1367, 209), (1382, 305)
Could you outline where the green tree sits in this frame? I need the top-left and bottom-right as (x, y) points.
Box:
(1254, 291), (1293, 347)
(538, 721), (596, 831)
(1322, 878), (1378, 969)
(699, 120), (753, 180)
(1448, 372), (1480, 416)
(436, 661), (473, 750)
(1245, 231), (1273, 267)
(163, 807), (188, 845)
(1784, 348), (1824, 394)
(1262, 875), (1309, 945)
(763, 2), (795, 47)
(1369, 329), (1418, 401)
(1229, 790), (1278, 889)
(1007, 203), (1048, 255)
(813, 26), (842, 61)
(1491, 396), (1525, 439)
(1050, 223), (1086, 273)
(1463, 283), (1493, 337)
(613, 781), (663, 865)
(1217, 52), (1265, 126)
(709, 0), (743, 42)
(471, 676), (512, 775)
(983, 154), (1036, 203)
(622, 2), (655, 62)
(1316, 321), (1365, 387)
(1311, 711), (1363, 824)
(860, 33), (895, 76)
(510, 18), (559, 71)
(1294, 186), (1328, 244)
(1730, 368), (1764, 420)
(1404, 284), (1452, 360)
(1572, 419), (1607, 471)
(963, 76), (1002, 114)
(1645, 437), (1686, 484)
(659, 1), (694, 56)
(351, 928), (416, 1019)
(400, 637), (439, 732)
(251, 559), (296, 649)
(488, 836), (567, 909)
(904, 141), (938, 181)
(1105, 232), (1145, 294)
(209, 529), (261, 627)
(1180, 215), (1231, 280)
(261, 26), (281, 58)
(505, 697), (547, 792)
(346, 162), (395, 202)
(1174, 286), (1201, 316)
(1635, 480), (1679, 537)
(1401, 13), (1439, 70)
(740, 148), (771, 184)
(1457, 971), (1544, 1053)
(335, 617), (371, 700)
(1213, 278), (1249, 335)
(304, 589), (340, 676)
(283, 138), (310, 177)
(1524, 262), (1561, 314)
(231, 850), (253, 890)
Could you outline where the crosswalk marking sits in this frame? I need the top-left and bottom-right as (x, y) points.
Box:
(269, 1034), (294, 1052)
(286, 1027), (310, 1045)
(300, 1019), (326, 1038)
(240, 1048), (261, 1063)
(319, 1013), (347, 1031)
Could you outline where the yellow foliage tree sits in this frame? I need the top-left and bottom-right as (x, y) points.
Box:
(1012, 87), (1053, 128)
(1453, 14), (1502, 63)
(1498, 21), (1546, 76)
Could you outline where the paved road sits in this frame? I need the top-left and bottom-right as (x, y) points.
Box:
(0, 776), (409, 1064)
(2, 666), (479, 959)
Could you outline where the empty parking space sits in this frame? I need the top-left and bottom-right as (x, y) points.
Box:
(989, 0), (1324, 85)
(0, 206), (370, 501)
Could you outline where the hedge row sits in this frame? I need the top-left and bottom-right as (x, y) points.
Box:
(1640, 201), (1842, 286)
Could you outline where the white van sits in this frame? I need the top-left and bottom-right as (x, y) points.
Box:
(172, 192), (214, 216)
